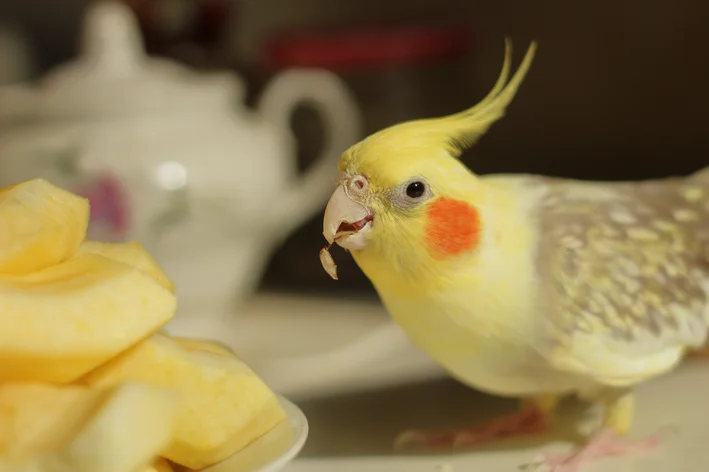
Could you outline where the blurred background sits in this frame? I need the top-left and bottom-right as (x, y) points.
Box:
(2, 0), (707, 301)
(0, 0), (708, 463)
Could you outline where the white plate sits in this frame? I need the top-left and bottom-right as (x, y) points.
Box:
(203, 395), (308, 472)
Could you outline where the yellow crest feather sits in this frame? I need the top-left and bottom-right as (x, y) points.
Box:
(339, 39), (538, 188)
(444, 38), (537, 156)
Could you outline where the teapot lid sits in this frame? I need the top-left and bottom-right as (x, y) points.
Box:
(16, 1), (244, 119)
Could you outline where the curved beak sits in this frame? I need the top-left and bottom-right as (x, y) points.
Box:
(322, 184), (373, 251)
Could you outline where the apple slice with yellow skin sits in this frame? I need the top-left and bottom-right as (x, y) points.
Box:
(81, 333), (287, 469)
(0, 253), (177, 383)
(0, 381), (178, 472)
(172, 336), (235, 357)
(0, 179), (89, 275)
(76, 240), (175, 293)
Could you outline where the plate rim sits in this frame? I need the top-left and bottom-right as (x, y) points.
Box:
(251, 394), (309, 472)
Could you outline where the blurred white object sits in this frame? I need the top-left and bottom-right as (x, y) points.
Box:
(166, 294), (446, 400)
(0, 22), (36, 86)
(0, 1), (362, 320)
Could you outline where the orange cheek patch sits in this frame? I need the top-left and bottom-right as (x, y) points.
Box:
(424, 198), (481, 259)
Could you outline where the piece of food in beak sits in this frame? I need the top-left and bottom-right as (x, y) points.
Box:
(320, 246), (338, 280)
(321, 181), (370, 279)
(319, 215), (375, 280)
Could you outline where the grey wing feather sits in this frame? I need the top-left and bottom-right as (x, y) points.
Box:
(531, 176), (709, 387)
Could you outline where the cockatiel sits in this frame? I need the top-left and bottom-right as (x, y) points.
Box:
(320, 39), (709, 471)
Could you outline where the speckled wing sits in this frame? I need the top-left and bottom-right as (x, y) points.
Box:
(533, 172), (709, 388)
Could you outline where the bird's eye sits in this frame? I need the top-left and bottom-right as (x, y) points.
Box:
(405, 181), (426, 199)
(393, 177), (431, 208)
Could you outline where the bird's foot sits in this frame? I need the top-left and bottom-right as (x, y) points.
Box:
(527, 427), (673, 472)
(394, 405), (549, 450)
(687, 345), (709, 358)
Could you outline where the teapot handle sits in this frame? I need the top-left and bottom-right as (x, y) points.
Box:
(256, 68), (362, 239)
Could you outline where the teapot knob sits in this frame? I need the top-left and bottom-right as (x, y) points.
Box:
(80, 0), (145, 77)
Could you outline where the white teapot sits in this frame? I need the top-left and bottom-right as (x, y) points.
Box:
(0, 1), (362, 320)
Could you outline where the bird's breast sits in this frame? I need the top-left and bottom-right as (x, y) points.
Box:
(381, 294), (580, 397)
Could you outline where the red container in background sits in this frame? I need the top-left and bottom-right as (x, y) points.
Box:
(262, 26), (473, 137)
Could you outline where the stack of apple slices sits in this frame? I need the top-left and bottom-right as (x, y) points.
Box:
(0, 179), (287, 472)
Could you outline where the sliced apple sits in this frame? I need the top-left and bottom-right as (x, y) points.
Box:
(0, 179), (89, 275)
(77, 240), (175, 293)
(0, 253), (177, 383)
(0, 381), (178, 472)
(172, 336), (235, 357)
(81, 333), (287, 469)
(0, 382), (90, 453)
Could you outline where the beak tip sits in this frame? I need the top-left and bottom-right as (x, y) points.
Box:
(323, 231), (334, 245)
